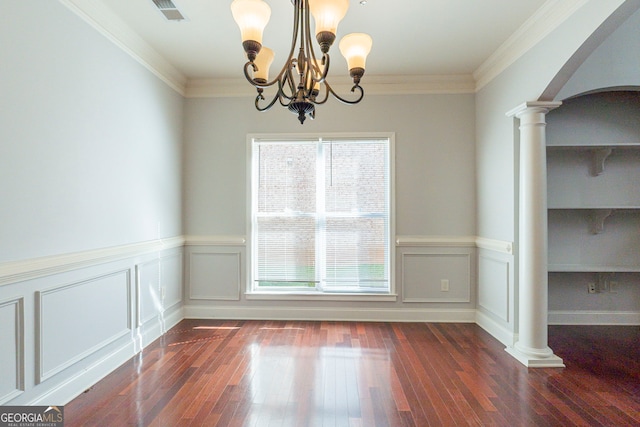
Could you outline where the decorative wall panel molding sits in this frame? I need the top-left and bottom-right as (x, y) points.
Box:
(136, 259), (161, 327)
(36, 270), (132, 383)
(401, 252), (472, 303)
(187, 250), (241, 301)
(160, 252), (184, 309)
(0, 236), (184, 287)
(478, 254), (511, 322)
(0, 297), (24, 404)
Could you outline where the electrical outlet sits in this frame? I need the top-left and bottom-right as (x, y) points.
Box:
(609, 281), (618, 294)
(587, 282), (596, 294)
(441, 279), (450, 292)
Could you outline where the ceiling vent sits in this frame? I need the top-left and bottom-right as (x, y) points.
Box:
(151, 0), (187, 21)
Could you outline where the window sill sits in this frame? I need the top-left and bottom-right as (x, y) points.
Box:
(245, 292), (398, 302)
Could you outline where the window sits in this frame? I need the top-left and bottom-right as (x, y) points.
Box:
(250, 135), (393, 294)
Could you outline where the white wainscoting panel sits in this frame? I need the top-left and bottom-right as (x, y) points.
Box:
(161, 252), (183, 309)
(36, 269), (131, 383)
(188, 249), (241, 301)
(0, 297), (24, 404)
(478, 254), (510, 322)
(401, 252), (472, 303)
(136, 259), (160, 326)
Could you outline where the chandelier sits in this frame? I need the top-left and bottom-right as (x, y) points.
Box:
(231, 0), (373, 124)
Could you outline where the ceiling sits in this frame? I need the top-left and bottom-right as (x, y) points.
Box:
(66, 0), (575, 95)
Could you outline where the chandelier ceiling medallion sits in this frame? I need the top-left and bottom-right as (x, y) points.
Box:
(231, 0), (373, 124)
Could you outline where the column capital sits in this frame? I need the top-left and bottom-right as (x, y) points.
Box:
(506, 101), (562, 118)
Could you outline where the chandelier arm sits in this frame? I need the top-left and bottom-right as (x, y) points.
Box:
(312, 53), (329, 84)
(255, 90), (280, 112)
(277, 77), (296, 107)
(274, 0), (303, 88)
(279, 93), (294, 107)
(283, 62), (297, 96)
(310, 81), (331, 105)
(325, 82), (365, 105)
(304, 9), (329, 86)
(252, 72), (297, 112)
(243, 61), (259, 83)
(243, 1), (305, 90)
(302, 1), (329, 88)
(289, 0), (303, 62)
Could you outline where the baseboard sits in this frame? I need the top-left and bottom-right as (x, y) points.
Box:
(183, 305), (476, 323)
(475, 310), (515, 346)
(163, 304), (185, 333)
(137, 305), (184, 347)
(549, 310), (640, 325)
(28, 339), (137, 406)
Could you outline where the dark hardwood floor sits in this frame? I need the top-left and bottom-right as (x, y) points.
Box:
(65, 320), (640, 426)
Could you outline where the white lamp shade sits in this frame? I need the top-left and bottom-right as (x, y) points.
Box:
(253, 47), (274, 81)
(339, 33), (372, 70)
(230, 0), (271, 44)
(309, 0), (349, 36)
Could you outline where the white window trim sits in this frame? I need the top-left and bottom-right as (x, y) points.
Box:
(245, 132), (396, 300)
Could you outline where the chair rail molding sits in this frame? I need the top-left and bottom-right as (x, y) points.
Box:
(396, 235), (513, 254)
(0, 237), (185, 287)
(183, 235), (247, 246)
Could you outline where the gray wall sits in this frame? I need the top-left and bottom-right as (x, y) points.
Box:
(184, 94), (476, 237)
(0, 1), (184, 405)
(0, 1), (184, 263)
(182, 93), (479, 320)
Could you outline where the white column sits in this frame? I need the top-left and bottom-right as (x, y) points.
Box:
(506, 101), (564, 368)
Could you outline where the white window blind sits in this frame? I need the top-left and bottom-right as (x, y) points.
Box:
(251, 137), (390, 293)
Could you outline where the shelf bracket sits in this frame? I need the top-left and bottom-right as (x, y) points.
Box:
(588, 209), (614, 234)
(591, 148), (613, 176)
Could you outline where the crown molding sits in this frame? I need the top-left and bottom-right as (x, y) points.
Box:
(59, 0), (588, 97)
(58, 0), (188, 95)
(474, 0), (589, 91)
(185, 74), (476, 98)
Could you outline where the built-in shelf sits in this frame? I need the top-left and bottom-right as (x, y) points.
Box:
(548, 206), (640, 209)
(546, 92), (640, 283)
(547, 144), (640, 176)
(546, 92), (640, 299)
(548, 264), (640, 273)
(548, 208), (640, 234)
(547, 143), (640, 148)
